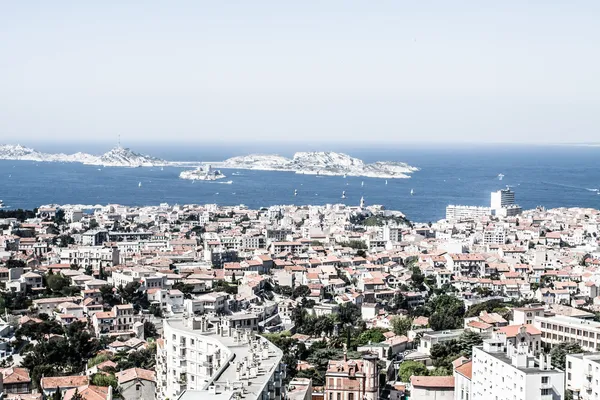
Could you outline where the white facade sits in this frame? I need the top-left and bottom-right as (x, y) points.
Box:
(491, 188), (515, 210)
(534, 315), (600, 352)
(60, 245), (119, 269)
(156, 316), (285, 400)
(566, 353), (600, 400)
(471, 339), (564, 400)
(445, 206), (491, 222)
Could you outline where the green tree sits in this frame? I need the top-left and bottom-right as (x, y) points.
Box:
(99, 285), (119, 307)
(550, 342), (584, 369)
(46, 274), (70, 293)
(144, 321), (158, 339)
(356, 328), (387, 346)
(458, 331), (483, 358)
(292, 285), (311, 299)
(391, 317), (413, 336)
(90, 373), (118, 391)
(398, 361), (428, 382)
(71, 388), (84, 400)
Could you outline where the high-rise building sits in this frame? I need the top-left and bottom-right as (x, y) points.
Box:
(156, 315), (285, 400)
(471, 338), (564, 400)
(491, 188), (516, 210)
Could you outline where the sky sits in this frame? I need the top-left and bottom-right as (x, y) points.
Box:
(1, 1), (599, 145)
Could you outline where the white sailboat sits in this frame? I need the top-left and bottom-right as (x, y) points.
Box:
(138, 182), (142, 187)
(342, 191), (346, 199)
(385, 180), (388, 185)
(294, 189), (297, 196)
(361, 181), (364, 187)
(410, 189), (414, 195)
(498, 173), (504, 181)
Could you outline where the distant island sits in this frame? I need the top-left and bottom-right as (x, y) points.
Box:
(213, 152), (419, 179)
(0, 144), (165, 168)
(0, 144), (418, 179)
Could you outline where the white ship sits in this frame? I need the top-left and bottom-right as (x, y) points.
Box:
(410, 189), (414, 195)
(342, 191), (346, 199)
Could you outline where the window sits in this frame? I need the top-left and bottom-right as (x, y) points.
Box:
(337, 394), (341, 400)
(541, 389), (551, 396)
(136, 384), (141, 391)
(542, 377), (549, 384)
(349, 394), (354, 400)
(568, 362), (572, 369)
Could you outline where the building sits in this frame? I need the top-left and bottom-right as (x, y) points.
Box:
(156, 315), (285, 400)
(471, 338), (564, 400)
(453, 360), (472, 400)
(445, 206), (491, 222)
(491, 188), (515, 210)
(60, 245), (120, 269)
(566, 352), (600, 400)
(324, 353), (379, 400)
(410, 376), (454, 400)
(418, 330), (464, 356)
(0, 367), (32, 395)
(534, 315), (600, 352)
(117, 368), (156, 400)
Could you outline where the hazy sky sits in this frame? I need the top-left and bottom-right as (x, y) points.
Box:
(1, 1), (599, 144)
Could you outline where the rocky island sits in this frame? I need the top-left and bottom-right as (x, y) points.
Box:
(0, 144), (165, 167)
(213, 151), (419, 179)
(0, 145), (418, 179)
(179, 165), (227, 181)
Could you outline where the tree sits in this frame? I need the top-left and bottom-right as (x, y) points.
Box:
(46, 274), (70, 293)
(292, 285), (311, 299)
(5, 259), (26, 269)
(458, 331), (483, 358)
(52, 388), (63, 400)
(550, 342), (583, 369)
(144, 321), (158, 339)
(89, 219), (100, 229)
(90, 373), (118, 391)
(355, 328), (386, 346)
(99, 285), (119, 307)
(117, 281), (149, 310)
(391, 317), (413, 336)
(398, 361), (428, 382)
(71, 389), (84, 400)
(53, 209), (66, 225)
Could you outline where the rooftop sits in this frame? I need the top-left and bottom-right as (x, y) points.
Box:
(165, 317), (283, 399)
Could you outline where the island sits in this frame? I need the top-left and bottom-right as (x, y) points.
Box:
(0, 144), (165, 168)
(212, 152), (419, 179)
(179, 165), (227, 181)
(0, 145), (418, 179)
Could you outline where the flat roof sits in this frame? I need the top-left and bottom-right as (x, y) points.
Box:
(166, 318), (283, 399)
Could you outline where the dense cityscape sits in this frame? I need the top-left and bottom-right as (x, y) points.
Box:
(0, 187), (597, 400)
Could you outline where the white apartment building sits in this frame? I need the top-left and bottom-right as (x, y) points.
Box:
(471, 338), (564, 400)
(491, 188), (515, 210)
(156, 315), (285, 400)
(60, 245), (119, 269)
(566, 353), (600, 400)
(111, 268), (167, 290)
(534, 315), (600, 352)
(445, 205), (492, 222)
(483, 227), (506, 245)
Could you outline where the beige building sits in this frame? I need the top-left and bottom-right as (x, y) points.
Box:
(324, 353), (379, 400)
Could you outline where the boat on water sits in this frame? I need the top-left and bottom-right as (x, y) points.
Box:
(138, 182), (142, 187)
(498, 173), (504, 180)
(294, 189), (297, 196)
(410, 189), (414, 195)
(361, 181), (364, 187)
(341, 191), (346, 199)
(220, 181), (233, 184)
(343, 173), (347, 178)
(385, 180), (388, 185)
(0, 200), (3, 208)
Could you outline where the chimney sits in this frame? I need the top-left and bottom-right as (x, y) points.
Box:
(538, 353), (546, 371)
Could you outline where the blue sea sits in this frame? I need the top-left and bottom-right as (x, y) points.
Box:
(1, 143), (599, 223)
